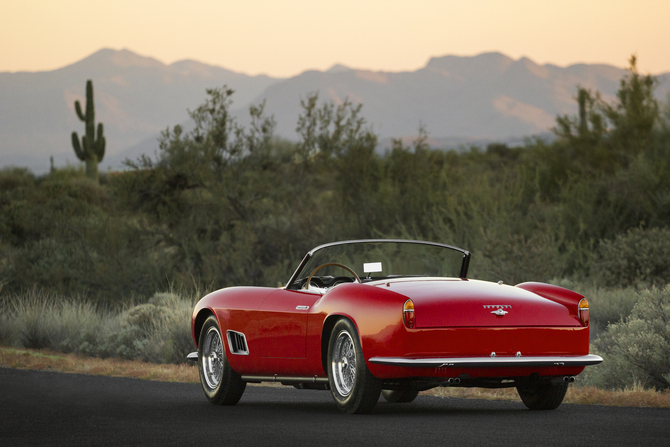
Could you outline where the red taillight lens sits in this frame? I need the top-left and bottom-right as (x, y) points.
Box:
(578, 298), (590, 327)
(403, 299), (415, 328)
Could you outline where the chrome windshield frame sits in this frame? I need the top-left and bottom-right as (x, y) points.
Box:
(285, 239), (471, 289)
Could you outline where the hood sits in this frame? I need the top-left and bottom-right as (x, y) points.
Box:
(375, 279), (579, 328)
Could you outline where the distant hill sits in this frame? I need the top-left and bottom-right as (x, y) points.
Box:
(253, 52), (669, 141)
(0, 49), (278, 172)
(1, 49), (668, 173)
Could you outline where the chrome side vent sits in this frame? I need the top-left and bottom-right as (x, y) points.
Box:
(226, 330), (249, 355)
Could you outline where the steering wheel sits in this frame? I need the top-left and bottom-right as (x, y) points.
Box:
(303, 263), (361, 290)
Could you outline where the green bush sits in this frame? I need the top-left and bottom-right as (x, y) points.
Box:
(1, 289), (108, 351)
(0, 289), (194, 364)
(583, 286), (670, 390)
(550, 279), (639, 339)
(0, 167), (35, 193)
(139, 292), (195, 364)
(593, 227), (670, 288)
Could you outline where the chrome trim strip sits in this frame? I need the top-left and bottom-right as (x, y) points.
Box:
(240, 375), (329, 384)
(295, 305), (310, 310)
(369, 354), (603, 368)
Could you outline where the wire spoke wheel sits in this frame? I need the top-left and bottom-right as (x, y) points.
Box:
(327, 319), (382, 413)
(202, 326), (224, 390)
(332, 330), (357, 396)
(197, 315), (246, 405)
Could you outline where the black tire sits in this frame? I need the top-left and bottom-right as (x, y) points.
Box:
(197, 316), (246, 405)
(517, 381), (568, 410)
(327, 319), (382, 414)
(382, 389), (419, 403)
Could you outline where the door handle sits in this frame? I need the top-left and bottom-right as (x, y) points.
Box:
(296, 305), (309, 310)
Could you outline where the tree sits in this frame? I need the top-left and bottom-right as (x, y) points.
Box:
(601, 55), (659, 161)
(554, 86), (604, 145)
(295, 93), (380, 237)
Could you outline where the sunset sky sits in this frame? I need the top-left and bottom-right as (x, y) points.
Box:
(1, 0), (669, 77)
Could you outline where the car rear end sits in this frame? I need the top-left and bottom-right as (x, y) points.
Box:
(363, 279), (600, 391)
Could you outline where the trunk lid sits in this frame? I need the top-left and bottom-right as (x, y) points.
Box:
(378, 279), (578, 328)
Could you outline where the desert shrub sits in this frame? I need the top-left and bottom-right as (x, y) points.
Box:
(1, 289), (111, 351)
(473, 230), (565, 285)
(77, 292), (194, 363)
(0, 310), (17, 346)
(593, 227), (670, 288)
(0, 167), (35, 193)
(0, 289), (194, 364)
(552, 279), (640, 339)
(2, 212), (169, 301)
(139, 292), (195, 364)
(584, 286), (670, 390)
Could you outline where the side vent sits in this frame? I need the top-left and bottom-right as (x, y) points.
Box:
(226, 330), (249, 355)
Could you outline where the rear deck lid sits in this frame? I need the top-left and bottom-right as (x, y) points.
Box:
(379, 279), (579, 328)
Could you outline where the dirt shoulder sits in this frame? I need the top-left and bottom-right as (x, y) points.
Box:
(1, 346), (668, 408)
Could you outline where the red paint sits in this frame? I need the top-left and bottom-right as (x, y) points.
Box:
(192, 279), (593, 381)
(516, 282), (584, 322)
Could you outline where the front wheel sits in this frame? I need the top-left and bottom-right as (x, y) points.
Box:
(517, 381), (568, 410)
(198, 315), (246, 405)
(328, 319), (382, 414)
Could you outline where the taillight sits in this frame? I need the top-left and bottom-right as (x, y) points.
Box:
(578, 298), (590, 327)
(403, 299), (415, 328)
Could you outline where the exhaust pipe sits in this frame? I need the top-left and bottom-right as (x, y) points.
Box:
(563, 376), (575, 383)
(446, 377), (461, 385)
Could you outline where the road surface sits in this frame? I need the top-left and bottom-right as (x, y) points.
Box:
(1, 367), (668, 446)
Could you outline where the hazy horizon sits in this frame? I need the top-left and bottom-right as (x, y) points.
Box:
(2, 0), (669, 77)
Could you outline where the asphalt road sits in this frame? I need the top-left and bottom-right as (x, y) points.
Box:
(1, 367), (668, 447)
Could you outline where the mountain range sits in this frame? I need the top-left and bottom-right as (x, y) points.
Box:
(1, 49), (668, 173)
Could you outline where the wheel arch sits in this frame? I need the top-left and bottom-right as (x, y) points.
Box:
(315, 284), (410, 374)
(320, 314), (357, 375)
(193, 308), (215, 349)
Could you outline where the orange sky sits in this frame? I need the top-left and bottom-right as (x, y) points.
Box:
(1, 0), (669, 76)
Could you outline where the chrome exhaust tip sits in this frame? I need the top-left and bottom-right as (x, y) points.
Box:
(563, 376), (576, 383)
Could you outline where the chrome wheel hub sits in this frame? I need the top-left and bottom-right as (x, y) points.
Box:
(202, 326), (224, 390)
(332, 331), (356, 397)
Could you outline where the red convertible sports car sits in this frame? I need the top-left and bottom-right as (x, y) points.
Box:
(188, 239), (602, 413)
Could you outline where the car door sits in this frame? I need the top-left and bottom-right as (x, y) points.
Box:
(257, 288), (321, 359)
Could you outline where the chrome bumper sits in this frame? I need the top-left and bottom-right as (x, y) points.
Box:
(369, 354), (603, 368)
(186, 352), (198, 362)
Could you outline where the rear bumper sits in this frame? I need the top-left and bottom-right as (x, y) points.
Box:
(369, 354), (603, 368)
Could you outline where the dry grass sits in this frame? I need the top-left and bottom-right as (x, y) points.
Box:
(564, 384), (670, 407)
(424, 382), (670, 408)
(2, 346), (669, 407)
(425, 386), (520, 401)
(0, 346), (199, 383)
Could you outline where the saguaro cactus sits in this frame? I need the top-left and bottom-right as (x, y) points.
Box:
(72, 80), (106, 180)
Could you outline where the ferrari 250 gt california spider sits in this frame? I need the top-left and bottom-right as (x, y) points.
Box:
(188, 239), (602, 413)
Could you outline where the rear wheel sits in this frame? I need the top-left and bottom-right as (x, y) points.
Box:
(198, 316), (246, 405)
(328, 319), (382, 414)
(382, 389), (419, 403)
(517, 381), (568, 410)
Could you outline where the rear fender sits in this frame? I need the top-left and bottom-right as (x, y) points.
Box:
(515, 282), (583, 320)
(313, 283), (410, 366)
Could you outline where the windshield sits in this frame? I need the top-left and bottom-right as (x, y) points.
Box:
(287, 240), (469, 290)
